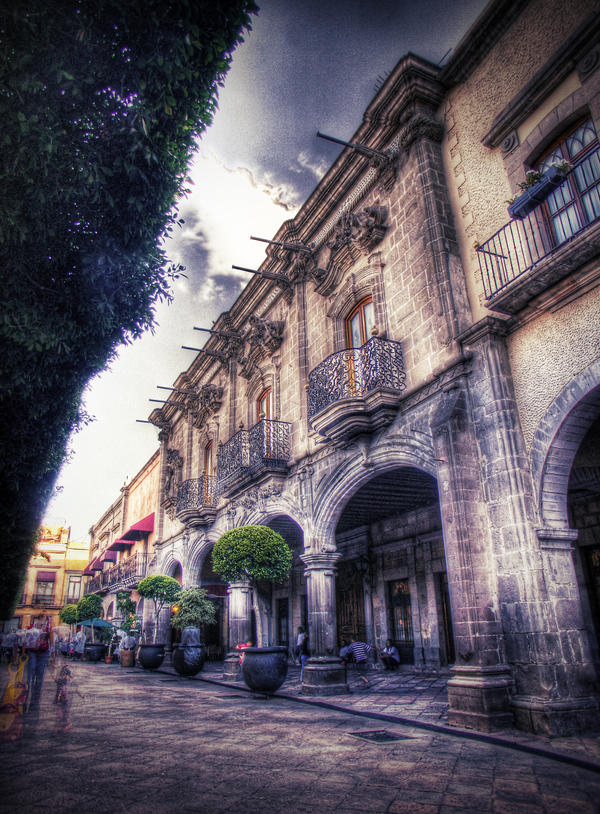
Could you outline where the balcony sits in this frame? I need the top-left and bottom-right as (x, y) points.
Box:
(31, 594), (60, 608)
(307, 337), (406, 444)
(84, 553), (147, 595)
(217, 419), (291, 496)
(477, 147), (600, 314)
(176, 475), (217, 526)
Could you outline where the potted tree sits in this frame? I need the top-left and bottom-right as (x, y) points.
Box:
(136, 574), (182, 670)
(59, 603), (78, 654)
(212, 525), (293, 693)
(170, 587), (216, 677)
(76, 594), (105, 662)
(116, 591), (138, 667)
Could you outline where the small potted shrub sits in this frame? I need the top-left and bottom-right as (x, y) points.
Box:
(170, 587), (216, 677)
(116, 591), (138, 667)
(76, 594), (105, 662)
(136, 574), (182, 669)
(212, 525), (292, 693)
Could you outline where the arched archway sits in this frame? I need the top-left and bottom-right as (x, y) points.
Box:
(262, 515), (305, 650)
(331, 464), (454, 669)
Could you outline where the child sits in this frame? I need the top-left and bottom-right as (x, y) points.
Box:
(52, 666), (83, 734)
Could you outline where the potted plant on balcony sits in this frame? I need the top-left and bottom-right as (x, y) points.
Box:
(170, 587), (216, 677)
(136, 574), (182, 670)
(76, 594), (105, 662)
(212, 525), (293, 693)
(507, 161), (572, 220)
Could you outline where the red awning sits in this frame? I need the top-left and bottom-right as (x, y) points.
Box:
(121, 512), (155, 541)
(101, 549), (117, 563)
(107, 539), (134, 552)
(36, 571), (56, 581)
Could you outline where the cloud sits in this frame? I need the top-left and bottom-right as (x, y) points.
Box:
(294, 150), (330, 181)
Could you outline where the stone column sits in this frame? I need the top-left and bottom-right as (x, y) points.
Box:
(223, 580), (252, 680)
(462, 319), (599, 735)
(431, 382), (514, 732)
(300, 552), (349, 695)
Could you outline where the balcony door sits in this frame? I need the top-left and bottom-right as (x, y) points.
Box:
(346, 296), (375, 348)
(257, 387), (273, 456)
(203, 441), (213, 502)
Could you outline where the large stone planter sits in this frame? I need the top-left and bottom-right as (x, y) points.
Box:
(172, 628), (206, 677)
(241, 646), (288, 694)
(84, 643), (106, 662)
(136, 643), (165, 670)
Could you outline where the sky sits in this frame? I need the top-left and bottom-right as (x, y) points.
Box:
(43, 0), (488, 540)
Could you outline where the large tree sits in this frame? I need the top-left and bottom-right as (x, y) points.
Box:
(0, 0), (257, 617)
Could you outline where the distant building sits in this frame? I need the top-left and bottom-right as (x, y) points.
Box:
(4, 526), (89, 631)
(87, 0), (600, 735)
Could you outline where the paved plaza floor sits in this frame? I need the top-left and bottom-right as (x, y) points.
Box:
(1, 658), (600, 813)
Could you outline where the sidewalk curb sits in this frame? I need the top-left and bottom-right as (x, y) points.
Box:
(155, 668), (600, 775)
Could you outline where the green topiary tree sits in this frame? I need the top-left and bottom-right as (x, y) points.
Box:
(76, 593), (103, 643)
(136, 575), (182, 643)
(0, 0), (257, 619)
(212, 525), (292, 647)
(171, 587), (216, 632)
(116, 591), (137, 633)
(59, 603), (78, 626)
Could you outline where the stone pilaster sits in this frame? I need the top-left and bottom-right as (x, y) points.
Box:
(462, 319), (600, 735)
(223, 580), (252, 680)
(431, 382), (514, 731)
(300, 552), (349, 696)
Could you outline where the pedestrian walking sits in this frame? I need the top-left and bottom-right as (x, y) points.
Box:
(51, 665), (84, 734)
(22, 615), (52, 712)
(345, 638), (372, 684)
(294, 626), (307, 665)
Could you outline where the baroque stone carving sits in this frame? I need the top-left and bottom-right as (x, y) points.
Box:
(399, 113), (444, 151)
(239, 316), (285, 380)
(162, 447), (183, 518)
(314, 206), (389, 296)
(190, 383), (224, 429)
(578, 45), (600, 83)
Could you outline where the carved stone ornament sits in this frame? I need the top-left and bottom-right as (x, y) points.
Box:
(239, 316), (285, 379)
(314, 205), (388, 296)
(161, 447), (183, 517)
(398, 112), (444, 151)
(578, 45), (600, 83)
(191, 383), (224, 429)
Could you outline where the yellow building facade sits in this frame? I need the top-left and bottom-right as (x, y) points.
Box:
(5, 526), (90, 631)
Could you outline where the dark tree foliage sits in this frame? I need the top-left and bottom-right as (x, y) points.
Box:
(0, 0), (257, 617)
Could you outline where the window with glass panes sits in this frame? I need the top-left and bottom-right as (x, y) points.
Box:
(536, 117), (600, 245)
(345, 297), (375, 348)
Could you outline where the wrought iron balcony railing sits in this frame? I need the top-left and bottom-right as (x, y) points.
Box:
(476, 146), (600, 300)
(176, 475), (217, 525)
(84, 553), (147, 594)
(217, 419), (291, 492)
(307, 336), (406, 420)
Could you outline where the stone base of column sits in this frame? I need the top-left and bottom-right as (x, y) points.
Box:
(447, 664), (514, 732)
(222, 652), (241, 681)
(301, 657), (349, 696)
(511, 694), (600, 736)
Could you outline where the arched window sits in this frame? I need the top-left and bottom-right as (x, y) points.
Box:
(535, 116), (600, 245)
(346, 297), (375, 348)
(257, 387), (272, 422)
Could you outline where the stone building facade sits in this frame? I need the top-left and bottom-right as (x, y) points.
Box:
(87, 0), (600, 735)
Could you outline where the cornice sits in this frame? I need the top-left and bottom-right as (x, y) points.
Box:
(482, 12), (600, 149)
(439, 0), (529, 87)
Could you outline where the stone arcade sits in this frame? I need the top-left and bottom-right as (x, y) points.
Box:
(85, 0), (600, 736)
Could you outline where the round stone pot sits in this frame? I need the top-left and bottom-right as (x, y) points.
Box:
(241, 646), (288, 694)
(172, 627), (206, 677)
(84, 642), (106, 662)
(120, 649), (135, 668)
(136, 643), (165, 670)
(172, 643), (206, 677)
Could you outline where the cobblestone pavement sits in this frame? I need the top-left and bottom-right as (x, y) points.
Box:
(1, 659), (600, 813)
